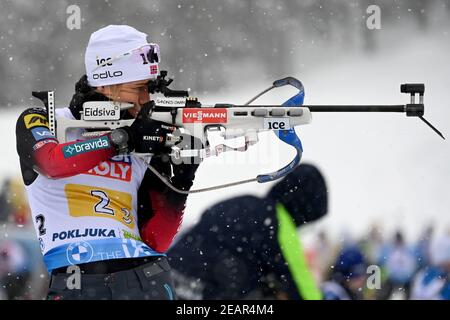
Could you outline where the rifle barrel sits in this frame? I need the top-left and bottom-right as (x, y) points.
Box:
(304, 105), (406, 112)
(219, 104), (407, 112)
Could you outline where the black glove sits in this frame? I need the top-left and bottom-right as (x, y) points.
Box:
(111, 102), (176, 154)
(169, 132), (203, 192)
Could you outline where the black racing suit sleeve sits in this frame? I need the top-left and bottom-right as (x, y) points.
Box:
(16, 108), (54, 185)
(137, 157), (199, 252)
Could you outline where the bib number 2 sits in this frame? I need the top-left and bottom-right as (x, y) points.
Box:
(91, 190), (114, 215)
(65, 184), (135, 228)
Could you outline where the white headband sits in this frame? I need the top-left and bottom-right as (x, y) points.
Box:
(85, 25), (160, 87)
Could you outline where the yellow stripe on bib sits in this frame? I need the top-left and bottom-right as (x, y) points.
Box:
(65, 184), (134, 229)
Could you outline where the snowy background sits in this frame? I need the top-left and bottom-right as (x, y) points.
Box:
(0, 0), (449, 300)
(1, 0), (449, 242)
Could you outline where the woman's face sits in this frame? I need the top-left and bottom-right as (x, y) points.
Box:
(96, 80), (150, 117)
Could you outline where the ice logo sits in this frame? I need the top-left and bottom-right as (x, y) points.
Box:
(66, 241), (94, 264)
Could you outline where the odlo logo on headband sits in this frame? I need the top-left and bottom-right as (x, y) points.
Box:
(93, 70), (124, 80)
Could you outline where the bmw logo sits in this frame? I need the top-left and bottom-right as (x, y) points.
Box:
(66, 241), (94, 265)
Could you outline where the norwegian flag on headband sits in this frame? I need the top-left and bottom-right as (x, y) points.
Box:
(150, 64), (158, 75)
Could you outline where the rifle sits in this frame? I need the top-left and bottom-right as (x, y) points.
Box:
(32, 71), (444, 193)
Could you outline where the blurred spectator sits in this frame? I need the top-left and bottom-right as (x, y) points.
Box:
(381, 230), (417, 299)
(0, 177), (30, 226)
(414, 225), (434, 270)
(0, 179), (12, 222)
(168, 163), (328, 300)
(0, 240), (31, 300)
(322, 246), (367, 300)
(311, 230), (338, 283)
(360, 224), (385, 265)
(359, 224), (391, 299)
(7, 178), (31, 226)
(410, 232), (450, 300)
